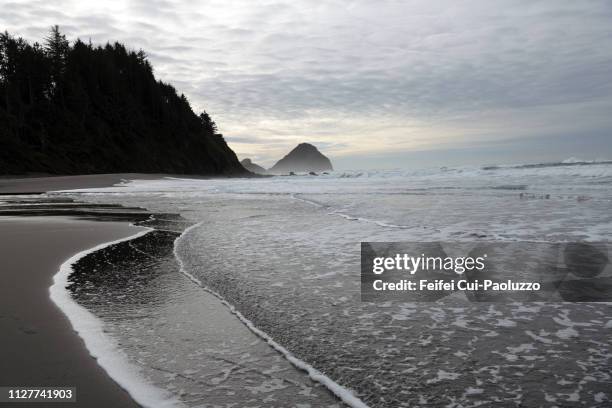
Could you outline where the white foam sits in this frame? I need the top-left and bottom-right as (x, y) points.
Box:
(50, 227), (184, 408)
(556, 327), (579, 339)
(173, 222), (370, 408)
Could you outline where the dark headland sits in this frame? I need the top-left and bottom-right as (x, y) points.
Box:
(268, 143), (333, 174)
(0, 27), (246, 176)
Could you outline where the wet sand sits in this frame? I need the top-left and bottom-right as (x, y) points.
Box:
(0, 174), (163, 194)
(0, 173), (251, 195)
(0, 216), (144, 407)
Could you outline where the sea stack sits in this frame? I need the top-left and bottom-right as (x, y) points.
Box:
(268, 143), (333, 174)
(241, 158), (267, 174)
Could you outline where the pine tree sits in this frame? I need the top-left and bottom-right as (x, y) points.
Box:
(199, 111), (218, 133)
(44, 25), (69, 94)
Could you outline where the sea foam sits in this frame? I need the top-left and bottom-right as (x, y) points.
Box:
(49, 227), (185, 408)
(173, 221), (370, 408)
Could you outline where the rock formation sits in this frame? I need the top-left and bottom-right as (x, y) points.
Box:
(268, 143), (333, 174)
(241, 158), (267, 174)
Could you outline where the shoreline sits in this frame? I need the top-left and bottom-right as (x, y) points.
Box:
(0, 172), (258, 195)
(0, 174), (175, 194)
(1, 175), (365, 408)
(0, 175), (154, 407)
(0, 216), (144, 407)
(50, 225), (183, 408)
(174, 222), (369, 408)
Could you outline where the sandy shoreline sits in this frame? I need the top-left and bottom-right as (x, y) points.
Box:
(0, 173), (254, 195)
(0, 216), (144, 407)
(0, 175), (151, 407)
(0, 173), (165, 194)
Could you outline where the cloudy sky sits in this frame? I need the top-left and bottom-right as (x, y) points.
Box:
(2, 0), (612, 168)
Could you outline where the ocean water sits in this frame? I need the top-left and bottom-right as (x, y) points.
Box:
(56, 160), (612, 407)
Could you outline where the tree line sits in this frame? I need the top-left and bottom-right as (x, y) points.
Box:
(0, 26), (244, 175)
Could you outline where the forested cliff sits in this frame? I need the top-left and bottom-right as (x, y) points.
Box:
(0, 26), (245, 175)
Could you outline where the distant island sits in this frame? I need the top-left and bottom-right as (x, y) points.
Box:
(240, 158), (267, 175)
(267, 143), (333, 174)
(0, 27), (245, 176)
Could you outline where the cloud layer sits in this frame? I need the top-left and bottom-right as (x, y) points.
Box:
(2, 0), (611, 167)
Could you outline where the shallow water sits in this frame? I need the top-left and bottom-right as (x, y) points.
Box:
(59, 161), (612, 407)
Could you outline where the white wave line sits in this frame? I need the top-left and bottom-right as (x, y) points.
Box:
(292, 193), (412, 230)
(290, 193), (327, 208)
(50, 226), (185, 408)
(173, 221), (370, 408)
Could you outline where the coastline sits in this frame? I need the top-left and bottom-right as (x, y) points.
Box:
(0, 172), (256, 195)
(2, 167), (609, 406)
(0, 174), (172, 194)
(0, 216), (144, 407)
(174, 222), (369, 408)
(4, 177), (367, 407)
(51, 225), (184, 408)
(0, 174), (161, 407)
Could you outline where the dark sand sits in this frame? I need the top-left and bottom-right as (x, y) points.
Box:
(0, 216), (144, 407)
(0, 173), (164, 194)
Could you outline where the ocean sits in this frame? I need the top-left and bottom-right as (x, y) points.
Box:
(53, 160), (612, 407)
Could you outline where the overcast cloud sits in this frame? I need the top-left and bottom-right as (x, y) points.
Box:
(2, 0), (611, 168)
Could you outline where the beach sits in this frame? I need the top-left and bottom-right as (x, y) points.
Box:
(0, 175), (348, 408)
(1, 165), (611, 407)
(1, 2), (610, 406)
(0, 216), (142, 407)
(0, 175), (154, 407)
(62, 164), (612, 407)
(0, 174), (171, 194)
